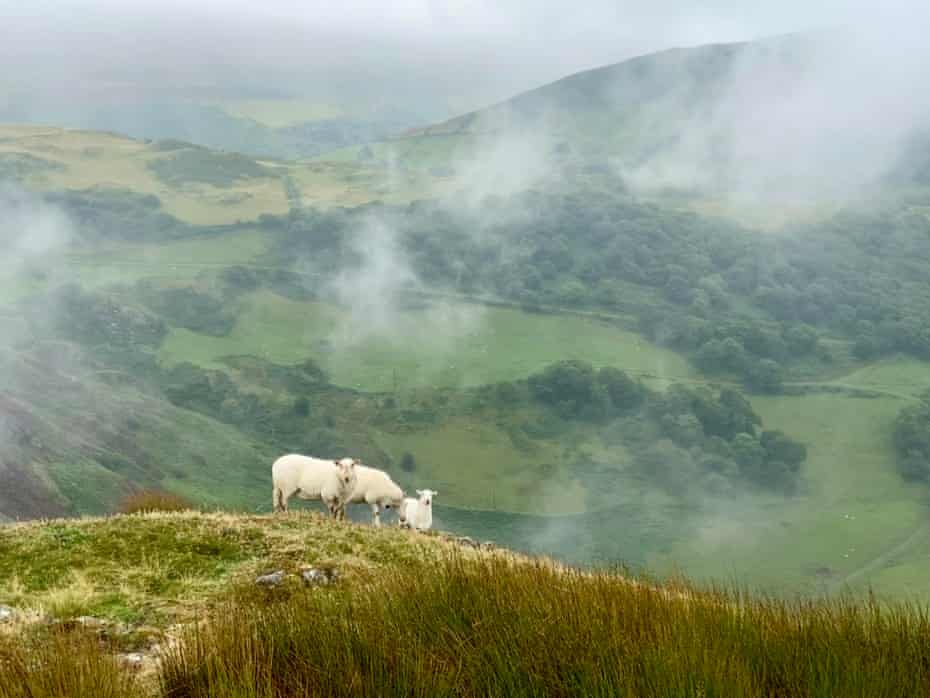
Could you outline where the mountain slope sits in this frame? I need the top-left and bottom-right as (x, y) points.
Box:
(324, 32), (929, 225)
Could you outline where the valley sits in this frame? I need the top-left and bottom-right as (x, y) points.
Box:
(2, 35), (930, 602)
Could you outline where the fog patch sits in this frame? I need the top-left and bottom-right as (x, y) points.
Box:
(321, 216), (484, 382)
(620, 27), (930, 207)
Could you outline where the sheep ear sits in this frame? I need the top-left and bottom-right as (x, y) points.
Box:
(416, 489), (423, 496)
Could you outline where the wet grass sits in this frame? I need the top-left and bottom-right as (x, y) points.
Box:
(160, 554), (930, 697)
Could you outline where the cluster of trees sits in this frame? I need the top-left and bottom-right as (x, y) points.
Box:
(523, 360), (807, 494)
(263, 189), (930, 385)
(44, 189), (195, 242)
(894, 397), (930, 481)
(147, 148), (274, 188)
(135, 281), (236, 336)
(527, 360), (645, 420)
(37, 283), (167, 348)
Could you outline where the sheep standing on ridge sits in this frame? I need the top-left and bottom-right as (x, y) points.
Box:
(344, 464), (404, 527)
(399, 489), (438, 532)
(272, 454), (358, 518)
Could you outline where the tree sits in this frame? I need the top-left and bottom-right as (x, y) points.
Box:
(760, 430), (807, 468)
(528, 360), (608, 420)
(695, 337), (747, 374)
(730, 433), (766, 475)
(400, 452), (417, 473)
(293, 397), (310, 417)
(894, 402), (930, 481)
(744, 359), (784, 394)
(596, 367), (643, 410)
(783, 324), (819, 355)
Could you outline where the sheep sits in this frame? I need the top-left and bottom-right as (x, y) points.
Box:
(398, 489), (438, 532)
(344, 464), (404, 527)
(272, 454), (357, 518)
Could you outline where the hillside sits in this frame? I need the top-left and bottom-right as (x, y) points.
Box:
(321, 34), (930, 227)
(0, 95), (424, 161)
(4, 511), (930, 697)
(0, 125), (447, 225)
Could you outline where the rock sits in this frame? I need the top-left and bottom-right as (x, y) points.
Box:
(481, 541), (496, 550)
(0, 605), (15, 623)
(455, 536), (480, 549)
(301, 567), (338, 586)
(256, 571), (286, 586)
(120, 653), (145, 669)
(76, 616), (107, 628)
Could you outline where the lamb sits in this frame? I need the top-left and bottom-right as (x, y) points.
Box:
(344, 464), (404, 527)
(398, 489), (438, 532)
(272, 454), (358, 519)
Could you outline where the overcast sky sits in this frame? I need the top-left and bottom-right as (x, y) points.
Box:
(1, 1), (925, 116)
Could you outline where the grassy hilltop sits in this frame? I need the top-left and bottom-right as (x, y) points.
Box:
(4, 510), (930, 697)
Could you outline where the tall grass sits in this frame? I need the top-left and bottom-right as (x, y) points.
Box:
(0, 631), (140, 698)
(160, 555), (930, 697)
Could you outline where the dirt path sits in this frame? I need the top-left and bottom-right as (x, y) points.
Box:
(830, 521), (930, 594)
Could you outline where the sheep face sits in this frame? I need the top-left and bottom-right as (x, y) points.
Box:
(334, 458), (357, 488)
(416, 489), (438, 507)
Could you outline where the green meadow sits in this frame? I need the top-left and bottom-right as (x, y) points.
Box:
(157, 290), (696, 391)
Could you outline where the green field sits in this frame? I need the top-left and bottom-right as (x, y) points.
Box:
(157, 290), (696, 391)
(375, 418), (587, 514)
(67, 229), (270, 269)
(649, 388), (927, 597)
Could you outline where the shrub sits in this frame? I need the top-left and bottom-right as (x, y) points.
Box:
(399, 452), (417, 473)
(293, 397), (310, 417)
(118, 489), (196, 515)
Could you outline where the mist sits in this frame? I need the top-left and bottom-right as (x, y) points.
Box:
(0, 187), (76, 519)
(0, 186), (73, 353)
(5, 1), (925, 133)
(619, 25), (930, 206)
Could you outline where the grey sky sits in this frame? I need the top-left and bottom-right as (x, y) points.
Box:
(1, 1), (926, 117)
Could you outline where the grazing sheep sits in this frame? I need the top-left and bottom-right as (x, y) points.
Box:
(398, 489), (438, 532)
(272, 454), (357, 518)
(345, 465), (404, 527)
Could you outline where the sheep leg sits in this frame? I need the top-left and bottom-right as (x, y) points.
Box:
(274, 487), (288, 513)
(370, 502), (381, 527)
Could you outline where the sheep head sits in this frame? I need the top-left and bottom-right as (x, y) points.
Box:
(416, 489), (438, 507)
(334, 458), (358, 487)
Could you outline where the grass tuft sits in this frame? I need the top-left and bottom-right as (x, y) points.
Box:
(118, 490), (197, 515)
(0, 630), (140, 698)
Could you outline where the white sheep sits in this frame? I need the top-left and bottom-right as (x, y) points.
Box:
(398, 489), (438, 532)
(344, 464), (404, 527)
(272, 454), (358, 519)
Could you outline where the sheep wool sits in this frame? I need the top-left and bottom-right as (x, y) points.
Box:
(272, 454), (357, 518)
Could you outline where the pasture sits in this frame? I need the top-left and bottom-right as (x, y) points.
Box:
(0, 126), (285, 224)
(375, 418), (587, 514)
(156, 289), (696, 391)
(652, 389), (929, 598)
